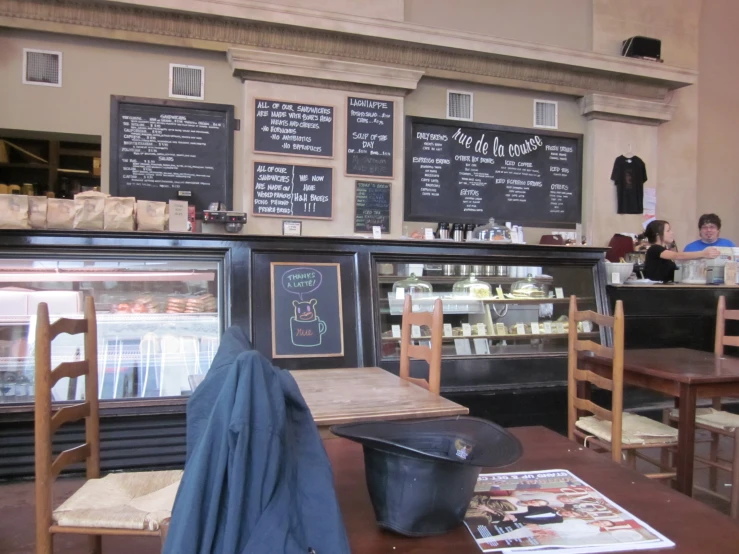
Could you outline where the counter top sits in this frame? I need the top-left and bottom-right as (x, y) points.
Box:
(609, 283), (739, 289)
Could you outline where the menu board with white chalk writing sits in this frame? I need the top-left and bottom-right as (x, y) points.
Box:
(253, 162), (333, 219)
(254, 99), (334, 157)
(404, 117), (582, 227)
(354, 181), (391, 233)
(109, 96), (235, 212)
(346, 97), (394, 177)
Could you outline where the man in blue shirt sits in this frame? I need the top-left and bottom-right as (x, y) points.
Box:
(684, 213), (735, 252)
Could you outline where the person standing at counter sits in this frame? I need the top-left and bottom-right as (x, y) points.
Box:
(684, 213), (735, 252)
(644, 220), (720, 282)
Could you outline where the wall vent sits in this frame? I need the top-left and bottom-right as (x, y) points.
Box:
(23, 49), (62, 87)
(169, 64), (204, 100)
(447, 91), (473, 121)
(534, 100), (558, 129)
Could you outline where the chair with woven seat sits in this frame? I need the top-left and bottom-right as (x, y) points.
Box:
(568, 295), (677, 478)
(399, 294), (443, 395)
(35, 297), (182, 554)
(665, 295), (739, 517)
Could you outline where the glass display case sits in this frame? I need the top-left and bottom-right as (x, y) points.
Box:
(377, 261), (599, 360)
(0, 257), (222, 405)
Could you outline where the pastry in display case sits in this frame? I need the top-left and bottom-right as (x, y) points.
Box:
(377, 260), (600, 360)
(0, 257), (222, 405)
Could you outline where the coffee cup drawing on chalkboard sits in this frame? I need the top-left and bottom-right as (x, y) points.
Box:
(283, 267), (327, 348)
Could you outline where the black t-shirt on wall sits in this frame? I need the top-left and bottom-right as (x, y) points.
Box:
(611, 155), (647, 214)
(644, 244), (677, 282)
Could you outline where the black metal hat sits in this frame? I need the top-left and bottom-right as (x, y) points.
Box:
(330, 416), (522, 537)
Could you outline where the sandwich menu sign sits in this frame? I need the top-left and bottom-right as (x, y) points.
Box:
(404, 117), (583, 227)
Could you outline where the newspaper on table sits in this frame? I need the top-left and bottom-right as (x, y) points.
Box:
(464, 469), (674, 554)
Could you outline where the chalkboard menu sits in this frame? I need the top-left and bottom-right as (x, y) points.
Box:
(346, 97), (394, 177)
(405, 117), (582, 227)
(253, 162), (333, 219)
(254, 99), (334, 157)
(354, 181), (391, 233)
(109, 96), (234, 212)
(271, 262), (344, 358)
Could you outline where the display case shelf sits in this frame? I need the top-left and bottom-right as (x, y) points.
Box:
(380, 331), (599, 342)
(0, 271), (215, 283)
(377, 275), (554, 285)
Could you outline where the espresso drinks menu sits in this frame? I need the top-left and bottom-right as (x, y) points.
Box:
(405, 117), (582, 226)
(110, 96), (235, 212)
(254, 99), (334, 157)
(271, 262), (344, 358)
(253, 162), (333, 219)
(346, 97), (394, 177)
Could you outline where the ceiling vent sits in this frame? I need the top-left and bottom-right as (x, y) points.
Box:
(23, 49), (62, 87)
(534, 100), (558, 129)
(169, 64), (205, 100)
(447, 91), (473, 121)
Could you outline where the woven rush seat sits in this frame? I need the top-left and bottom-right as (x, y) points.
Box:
(53, 470), (183, 531)
(576, 413), (678, 446)
(669, 407), (739, 432)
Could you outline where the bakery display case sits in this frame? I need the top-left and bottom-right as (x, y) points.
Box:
(0, 256), (221, 405)
(377, 261), (599, 361)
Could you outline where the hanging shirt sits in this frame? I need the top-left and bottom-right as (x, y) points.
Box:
(611, 155), (648, 214)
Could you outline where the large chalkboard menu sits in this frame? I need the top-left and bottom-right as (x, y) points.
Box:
(354, 181), (391, 233)
(254, 99), (334, 157)
(110, 96), (234, 212)
(270, 262), (344, 358)
(405, 117), (582, 227)
(253, 162), (333, 219)
(346, 97), (394, 177)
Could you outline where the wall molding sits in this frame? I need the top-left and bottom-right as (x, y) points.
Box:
(0, 0), (695, 102)
(579, 94), (676, 126)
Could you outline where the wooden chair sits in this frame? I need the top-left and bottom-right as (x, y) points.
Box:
(398, 294), (443, 395)
(666, 295), (739, 517)
(568, 295), (677, 478)
(35, 297), (183, 554)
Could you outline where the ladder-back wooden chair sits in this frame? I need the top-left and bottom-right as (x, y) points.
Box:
(666, 295), (739, 517)
(568, 296), (677, 479)
(399, 295), (443, 395)
(35, 297), (183, 554)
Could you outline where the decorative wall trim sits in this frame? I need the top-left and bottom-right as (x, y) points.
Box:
(228, 48), (424, 92)
(0, 0), (694, 101)
(579, 94), (676, 126)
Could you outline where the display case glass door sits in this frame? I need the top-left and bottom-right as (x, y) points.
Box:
(0, 256), (222, 405)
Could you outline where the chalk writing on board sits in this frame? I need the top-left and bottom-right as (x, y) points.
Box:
(255, 99), (334, 157)
(281, 267), (327, 348)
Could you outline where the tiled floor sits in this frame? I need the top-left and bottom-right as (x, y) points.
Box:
(0, 430), (736, 554)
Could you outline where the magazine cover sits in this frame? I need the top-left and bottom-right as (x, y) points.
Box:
(464, 469), (675, 553)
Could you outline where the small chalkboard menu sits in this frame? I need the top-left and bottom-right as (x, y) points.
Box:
(354, 181), (391, 233)
(110, 96), (234, 213)
(271, 262), (344, 358)
(253, 162), (333, 219)
(254, 99), (334, 157)
(346, 97), (394, 177)
(405, 116), (582, 227)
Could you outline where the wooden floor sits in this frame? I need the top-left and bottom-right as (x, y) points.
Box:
(0, 429), (733, 554)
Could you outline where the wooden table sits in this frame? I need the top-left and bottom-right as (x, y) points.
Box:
(327, 426), (739, 553)
(580, 347), (739, 495)
(290, 366), (469, 436)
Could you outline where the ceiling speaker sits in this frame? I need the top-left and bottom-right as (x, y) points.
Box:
(621, 36), (661, 61)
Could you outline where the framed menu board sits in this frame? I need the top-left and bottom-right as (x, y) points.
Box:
(354, 181), (391, 233)
(254, 99), (334, 157)
(270, 262), (344, 358)
(252, 162), (333, 219)
(109, 96), (235, 212)
(404, 116), (583, 227)
(346, 96), (394, 177)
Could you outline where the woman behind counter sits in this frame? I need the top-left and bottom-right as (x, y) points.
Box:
(643, 220), (720, 282)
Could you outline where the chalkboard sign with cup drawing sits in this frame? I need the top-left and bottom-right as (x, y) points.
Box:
(270, 262), (344, 358)
(109, 96), (235, 213)
(346, 96), (394, 177)
(354, 181), (391, 233)
(254, 99), (334, 158)
(252, 162), (333, 219)
(405, 116), (583, 228)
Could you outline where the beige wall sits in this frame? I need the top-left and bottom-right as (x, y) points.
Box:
(697, 0), (739, 244)
(0, 29), (244, 204)
(253, 0), (404, 20)
(404, 0), (592, 52)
